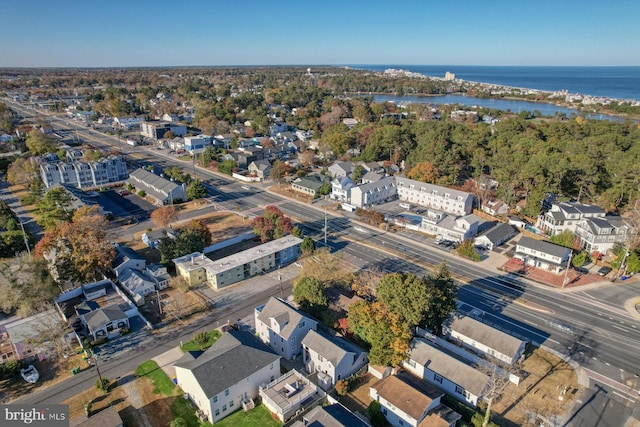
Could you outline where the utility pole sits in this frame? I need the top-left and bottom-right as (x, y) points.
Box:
(324, 208), (327, 247)
(19, 220), (30, 256)
(562, 250), (573, 288)
(278, 267), (283, 299)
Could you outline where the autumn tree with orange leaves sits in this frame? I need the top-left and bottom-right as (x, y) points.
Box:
(251, 205), (293, 243)
(34, 205), (115, 284)
(407, 161), (440, 184)
(150, 205), (180, 227)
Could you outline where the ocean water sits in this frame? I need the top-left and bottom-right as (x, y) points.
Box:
(349, 65), (640, 102)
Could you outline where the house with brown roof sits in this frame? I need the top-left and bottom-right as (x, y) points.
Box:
(369, 373), (461, 427)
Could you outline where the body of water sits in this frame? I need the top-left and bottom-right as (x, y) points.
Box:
(349, 65), (640, 102)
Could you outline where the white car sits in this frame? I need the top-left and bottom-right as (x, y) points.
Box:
(354, 226), (369, 234)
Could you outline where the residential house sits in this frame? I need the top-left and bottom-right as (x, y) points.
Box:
(145, 263), (170, 290)
(82, 303), (130, 340)
(248, 159), (272, 180)
(415, 212), (480, 243)
(255, 297), (318, 360)
(140, 121), (187, 139)
(236, 147), (264, 169)
(259, 369), (325, 423)
(515, 236), (571, 274)
(369, 374), (461, 427)
(402, 338), (488, 408)
(126, 168), (187, 206)
(295, 129), (314, 142)
(289, 403), (370, 427)
(112, 244), (146, 278)
(574, 216), (628, 255)
(396, 176), (474, 216)
(342, 118), (358, 128)
(331, 176), (355, 203)
(481, 198), (509, 216)
(474, 223), (519, 250)
(292, 175), (326, 197)
(175, 330), (281, 424)
(75, 406), (123, 427)
(537, 202), (606, 236)
(301, 329), (368, 391)
(173, 236), (302, 289)
(141, 227), (177, 249)
(329, 161), (355, 179)
(0, 309), (67, 362)
(350, 176), (397, 208)
(444, 313), (527, 366)
(118, 268), (157, 306)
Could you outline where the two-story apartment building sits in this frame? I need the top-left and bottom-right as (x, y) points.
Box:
(515, 236), (571, 274)
(396, 177), (474, 216)
(537, 202), (606, 236)
(184, 135), (213, 154)
(175, 331), (281, 424)
(349, 176), (397, 208)
(173, 236), (302, 289)
(126, 168), (187, 205)
(402, 338), (488, 408)
(40, 154), (128, 189)
(301, 329), (368, 391)
(255, 297), (318, 360)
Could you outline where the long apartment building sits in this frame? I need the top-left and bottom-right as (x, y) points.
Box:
(173, 236), (302, 290)
(39, 154), (128, 189)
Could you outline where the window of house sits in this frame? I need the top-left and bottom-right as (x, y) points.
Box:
(318, 355), (324, 362)
(455, 385), (464, 395)
(382, 408), (387, 416)
(434, 373), (443, 384)
(225, 389), (229, 396)
(222, 405), (227, 412)
(230, 400), (234, 408)
(213, 396), (217, 403)
(215, 409), (219, 416)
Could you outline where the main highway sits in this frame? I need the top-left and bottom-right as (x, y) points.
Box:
(6, 99), (640, 424)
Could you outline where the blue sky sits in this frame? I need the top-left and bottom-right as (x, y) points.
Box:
(1, 0), (639, 67)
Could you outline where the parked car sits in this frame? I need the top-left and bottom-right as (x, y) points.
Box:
(574, 266), (590, 275)
(597, 266), (612, 276)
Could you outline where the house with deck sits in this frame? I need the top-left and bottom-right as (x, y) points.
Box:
(514, 236), (571, 274)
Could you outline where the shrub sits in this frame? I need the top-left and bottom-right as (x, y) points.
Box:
(95, 377), (110, 393)
(192, 331), (208, 350)
(368, 400), (381, 418)
(138, 190), (146, 197)
(0, 359), (23, 380)
(371, 412), (386, 427)
(335, 379), (349, 395)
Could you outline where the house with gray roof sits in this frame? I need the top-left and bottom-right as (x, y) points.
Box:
(537, 201), (606, 236)
(444, 313), (527, 366)
(255, 297), (318, 360)
(402, 338), (488, 408)
(474, 223), (519, 250)
(330, 176), (355, 203)
(175, 330), (281, 424)
(141, 227), (177, 249)
(396, 176), (474, 216)
(349, 176), (397, 208)
(329, 161), (354, 179)
(575, 216), (628, 255)
(83, 304), (129, 340)
(259, 369), (325, 422)
(118, 268), (157, 306)
(515, 236), (571, 274)
(248, 159), (272, 180)
(289, 403), (370, 427)
(292, 175), (327, 197)
(112, 244), (146, 278)
(301, 329), (368, 391)
(126, 168), (187, 206)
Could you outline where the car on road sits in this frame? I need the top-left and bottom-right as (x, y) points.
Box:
(353, 226), (369, 234)
(241, 185), (251, 191)
(597, 266), (612, 276)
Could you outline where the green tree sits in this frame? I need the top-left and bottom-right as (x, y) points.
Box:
(300, 237), (316, 255)
(36, 187), (74, 229)
(348, 301), (411, 366)
(187, 179), (208, 200)
(217, 159), (236, 175)
(192, 331), (209, 350)
(456, 239), (481, 261)
(572, 251), (588, 268)
(424, 262), (458, 335)
(293, 276), (327, 313)
(25, 131), (58, 156)
(270, 160), (293, 183)
(550, 230), (577, 249)
(159, 220), (211, 263)
(377, 273), (430, 328)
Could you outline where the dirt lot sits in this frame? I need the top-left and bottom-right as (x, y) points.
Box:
(342, 347), (582, 427)
(268, 183), (314, 204)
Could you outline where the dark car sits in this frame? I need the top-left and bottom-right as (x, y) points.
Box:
(574, 266), (589, 275)
(597, 266), (612, 276)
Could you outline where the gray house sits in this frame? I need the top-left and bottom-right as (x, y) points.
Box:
(474, 223), (519, 250)
(126, 168), (187, 206)
(515, 236), (571, 274)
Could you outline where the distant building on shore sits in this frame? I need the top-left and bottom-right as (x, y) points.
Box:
(444, 71), (456, 81)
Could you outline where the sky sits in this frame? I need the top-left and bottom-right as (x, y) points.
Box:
(1, 0), (639, 68)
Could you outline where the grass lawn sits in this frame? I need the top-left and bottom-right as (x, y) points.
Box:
(171, 397), (212, 427)
(213, 403), (280, 427)
(135, 360), (178, 397)
(181, 330), (221, 352)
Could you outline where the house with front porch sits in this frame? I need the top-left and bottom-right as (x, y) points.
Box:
(514, 236), (571, 274)
(537, 201), (606, 236)
(331, 176), (355, 203)
(301, 329), (368, 391)
(175, 331), (281, 424)
(82, 304), (130, 340)
(248, 159), (272, 180)
(575, 216), (628, 255)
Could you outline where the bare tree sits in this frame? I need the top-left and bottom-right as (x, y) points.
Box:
(479, 361), (513, 427)
(351, 267), (385, 299)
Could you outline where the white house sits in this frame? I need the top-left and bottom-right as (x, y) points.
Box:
(259, 369), (325, 423)
(175, 331), (281, 424)
(444, 314), (527, 366)
(515, 236), (571, 274)
(301, 329), (368, 391)
(255, 297), (318, 360)
(113, 116), (142, 129)
(118, 268), (157, 306)
(112, 244), (146, 278)
(474, 223), (519, 250)
(331, 176), (355, 203)
(349, 176), (397, 208)
(417, 211), (480, 243)
(574, 216), (628, 255)
(248, 159), (272, 180)
(402, 338), (488, 408)
(82, 304), (130, 341)
(329, 161), (354, 179)
(369, 374), (460, 427)
(537, 202), (606, 236)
